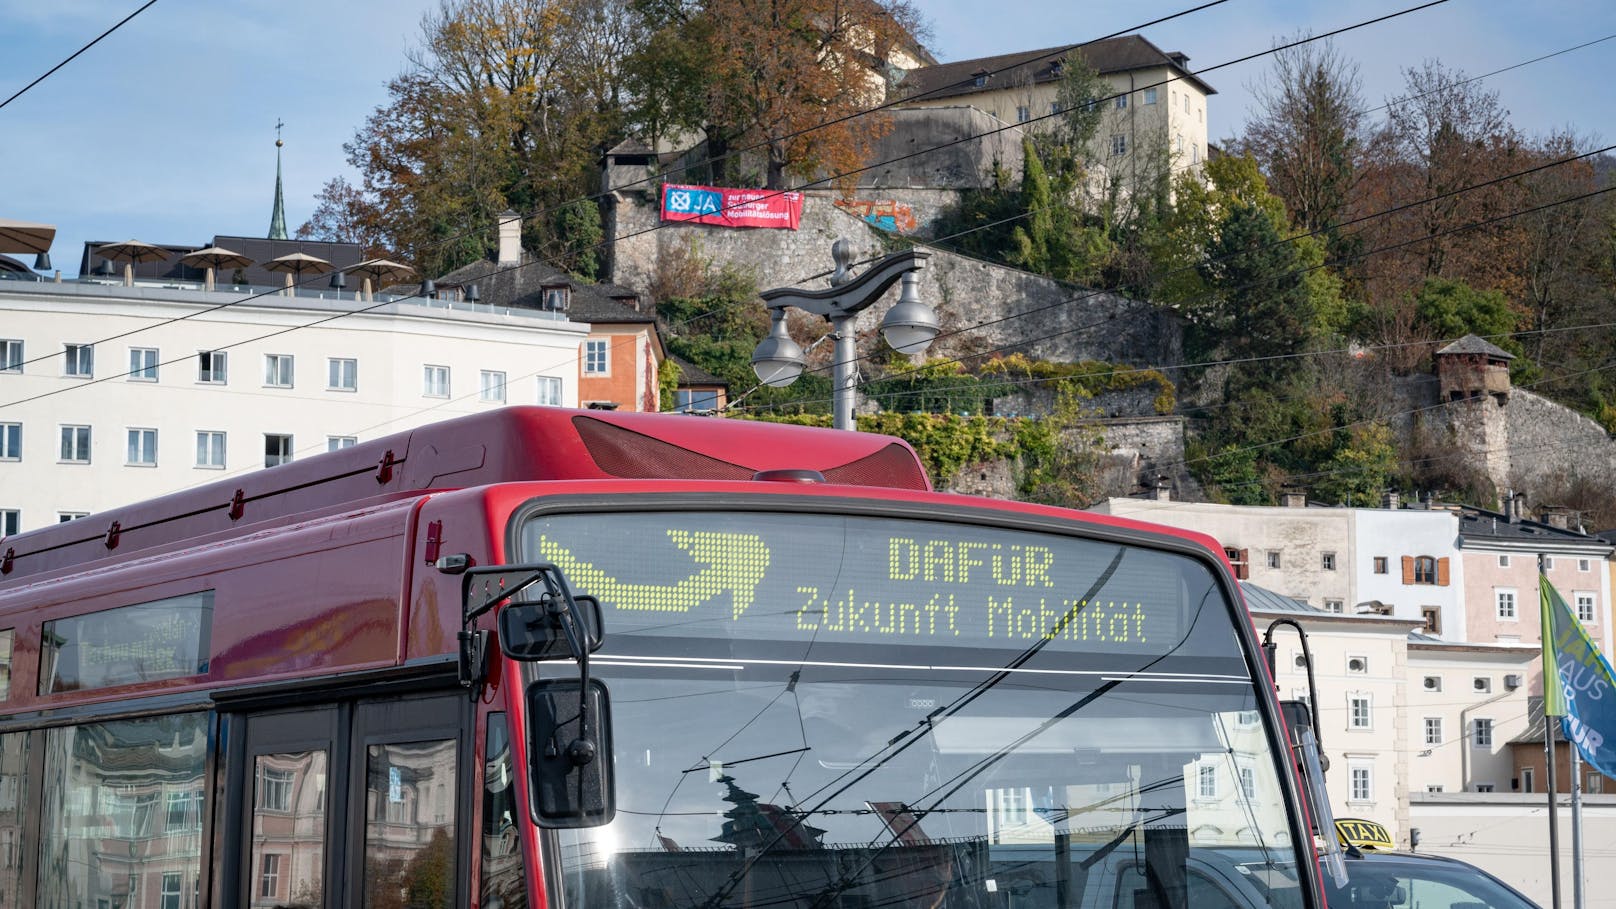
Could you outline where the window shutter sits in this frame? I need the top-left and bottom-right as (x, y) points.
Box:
(1437, 557), (1451, 587)
(1236, 549), (1249, 580)
(1401, 556), (1415, 585)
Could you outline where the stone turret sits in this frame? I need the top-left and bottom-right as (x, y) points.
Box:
(1435, 334), (1513, 404)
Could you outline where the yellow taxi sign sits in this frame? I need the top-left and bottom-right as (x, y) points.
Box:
(1335, 817), (1395, 851)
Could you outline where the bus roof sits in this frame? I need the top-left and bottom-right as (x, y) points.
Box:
(0, 408), (929, 582)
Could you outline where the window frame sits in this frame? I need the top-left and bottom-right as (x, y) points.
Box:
(128, 347), (159, 382)
(0, 340), (21, 374)
(264, 433), (293, 468)
(1373, 556), (1388, 574)
(1474, 717), (1494, 748)
(583, 339), (610, 376)
(1321, 552), (1336, 571)
(1576, 591), (1597, 624)
(1349, 764), (1372, 803)
(1266, 550), (1281, 569)
(0, 509), (17, 537)
(195, 430), (226, 469)
(1109, 134), (1127, 156)
(125, 427), (157, 467)
(198, 350), (228, 384)
(1496, 588), (1518, 621)
(537, 375), (564, 406)
(263, 354), (294, 389)
(327, 436), (357, 452)
(1424, 717), (1442, 746)
(58, 424), (91, 464)
(0, 423), (18, 461)
(1143, 87), (1158, 104)
(1348, 694), (1372, 730)
(423, 364), (451, 398)
(63, 343), (93, 378)
(327, 357), (358, 392)
(479, 370), (507, 404)
(1413, 555), (1438, 584)
(1196, 764), (1216, 800)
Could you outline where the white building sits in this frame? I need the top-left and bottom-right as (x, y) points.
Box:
(0, 278), (586, 534)
(1094, 496), (1465, 638)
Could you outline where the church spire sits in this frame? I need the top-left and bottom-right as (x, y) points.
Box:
(268, 119), (288, 240)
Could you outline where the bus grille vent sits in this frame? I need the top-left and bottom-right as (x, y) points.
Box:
(821, 443), (928, 490)
(573, 416), (754, 480)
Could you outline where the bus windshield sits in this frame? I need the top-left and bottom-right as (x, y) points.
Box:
(517, 509), (1307, 909)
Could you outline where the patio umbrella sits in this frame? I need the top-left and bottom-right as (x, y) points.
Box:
(345, 259), (415, 301)
(179, 246), (253, 292)
(0, 218), (55, 255)
(263, 252), (334, 296)
(96, 239), (170, 287)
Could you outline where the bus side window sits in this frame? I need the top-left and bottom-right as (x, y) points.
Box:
(0, 731), (26, 905)
(481, 713), (526, 908)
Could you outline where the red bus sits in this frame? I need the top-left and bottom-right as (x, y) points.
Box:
(0, 407), (1328, 908)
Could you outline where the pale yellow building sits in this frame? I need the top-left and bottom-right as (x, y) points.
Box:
(893, 34), (1213, 183)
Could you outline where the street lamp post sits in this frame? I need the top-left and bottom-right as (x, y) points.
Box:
(752, 239), (938, 431)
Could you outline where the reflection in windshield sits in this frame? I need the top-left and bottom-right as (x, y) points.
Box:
(521, 511), (1306, 909)
(1325, 859), (1536, 909)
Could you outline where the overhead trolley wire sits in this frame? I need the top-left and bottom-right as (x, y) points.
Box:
(0, 0), (1446, 409)
(0, 0), (159, 112)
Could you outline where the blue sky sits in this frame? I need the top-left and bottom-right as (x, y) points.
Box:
(1, 0), (1611, 273)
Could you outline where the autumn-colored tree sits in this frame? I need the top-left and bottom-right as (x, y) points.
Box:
(301, 0), (642, 277)
(630, 0), (924, 189)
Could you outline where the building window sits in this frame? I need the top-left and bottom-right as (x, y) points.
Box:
(59, 425), (91, 463)
(1109, 134), (1127, 156)
(1413, 556), (1438, 584)
(1349, 696), (1371, 729)
(1373, 556), (1388, 574)
(264, 434), (293, 468)
(1520, 767), (1535, 794)
(537, 375), (564, 406)
(198, 350), (227, 384)
(1184, 93), (1191, 114)
(1427, 784), (1445, 793)
(1114, 93), (1128, 110)
(1496, 589), (1517, 620)
(327, 436), (357, 451)
(1192, 143), (1200, 163)
(1350, 765), (1372, 802)
(57, 512), (86, 523)
(0, 423), (18, 461)
(0, 340), (20, 373)
(1545, 557), (1555, 570)
(1498, 554), (1510, 567)
(259, 852), (282, 899)
(161, 871), (183, 909)
(1322, 552), (1336, 571)
(0, 510), (16, 537)
(480, 370), (507, 404)
(1324, 599), (1344, 614)
(128, 347), (158, 381)
(1223, 547), (1249, 579)
(64, 343), (93, 378)
(1015, 105), (1030, 123)
(1267, 551), (1281, 569)
(1421, 605), (1442, 635)
(126, 428), (157, 466)
(1580, 558), (1592, 572)
(1577, 593), (1597, 624)
(675, 389), (719, 413)
(542, 286), (570, 311)
(1475, 783), (1496, 793)
(1474, 718), (1494, 748)
(583, 340), (610, 375)
(327, 357), (357, 391)
(1425, 717), (1442, 746)
(1239, 766), (1255, 799)
(1198, 765), (1216, 799)
(196, 431), (226, 468)
(423, 365), (450, 398)
(1143, 87), (1158, 104)
(264, 354), (294, 388)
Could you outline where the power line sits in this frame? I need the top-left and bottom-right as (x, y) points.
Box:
(0, 0), (159, 112)
(1, 0), (1451, 410)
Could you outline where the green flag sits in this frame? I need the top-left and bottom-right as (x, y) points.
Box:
(1541, 574), (1570, 717)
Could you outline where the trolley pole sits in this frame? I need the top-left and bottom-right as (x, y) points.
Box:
(1543, 554), (1563, 909)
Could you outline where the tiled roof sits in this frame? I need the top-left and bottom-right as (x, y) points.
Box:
(670, 354), (726, 388)
(1457, 506), (1611, 548)
(1510, 696), (1566, 745)
(1435, 334), (1514, 359)
(419, 254), (654, 325)
(896, 34), (1215, 104)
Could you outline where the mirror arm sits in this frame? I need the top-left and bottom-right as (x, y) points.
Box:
(537, 567), (598, 771)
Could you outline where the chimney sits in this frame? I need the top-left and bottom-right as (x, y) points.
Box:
(1383, 491), (1400, 510)
(1511, 492), (1526, 524)
(497, 211), (522, 267)
(1281, 488), (1306, 509)
(1543, 507), (1572, 530)
(1150, 474), (1172, 502)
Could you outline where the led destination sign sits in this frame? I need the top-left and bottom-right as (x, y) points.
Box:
(522, 513), (1209, 654)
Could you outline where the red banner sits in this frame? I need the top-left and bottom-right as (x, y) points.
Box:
(660, 183), (803, 230)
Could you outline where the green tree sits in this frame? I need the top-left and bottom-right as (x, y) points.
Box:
(1193, 202), (1316, 373)
(1410, 277), (1517, 349)
(1313, 423), (1399, 507)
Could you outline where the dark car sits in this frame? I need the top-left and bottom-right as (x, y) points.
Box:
(1324, 849), (1541, 909)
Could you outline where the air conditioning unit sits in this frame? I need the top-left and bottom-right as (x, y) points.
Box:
(1474, 677), (1492, 693)
(1504, 674), (1523, 690)
(1294, 654), (1308, 669)
(1348, 657), (1368, 673)
(1423, 676), (1442, 691)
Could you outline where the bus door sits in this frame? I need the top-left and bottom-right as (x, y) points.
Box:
(221, 691), (471, 908)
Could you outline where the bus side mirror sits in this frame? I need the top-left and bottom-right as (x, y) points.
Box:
(499, 595), (603, 661)
(1280, 700), (1329, 772)
(528, 677), (615, 827)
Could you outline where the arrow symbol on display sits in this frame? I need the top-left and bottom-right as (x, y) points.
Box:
(537, 530), (770, 619)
